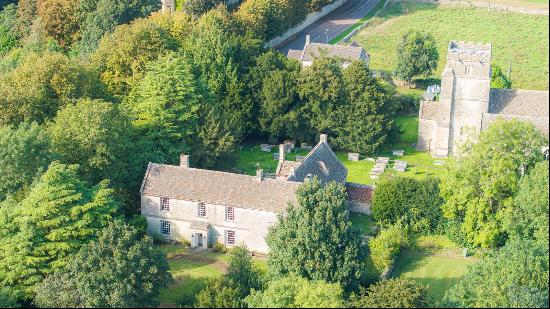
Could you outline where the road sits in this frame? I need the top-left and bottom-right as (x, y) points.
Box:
(277, 0), (380, 54)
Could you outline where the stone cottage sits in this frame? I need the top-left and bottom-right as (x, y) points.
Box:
(287, 35), (369, 68)
(417, 41), (549, 157)
(140, 134), (373, 253)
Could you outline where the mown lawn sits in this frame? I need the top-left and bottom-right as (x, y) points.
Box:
(393, 250), (476, 305)
(349, 2), (549, 90)
(157, 245), (267, 306)
(234, 114), (446, 186)
(157, 245), (229, 306)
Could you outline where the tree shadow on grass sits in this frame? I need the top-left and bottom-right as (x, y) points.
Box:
(161, 274), (209, 307)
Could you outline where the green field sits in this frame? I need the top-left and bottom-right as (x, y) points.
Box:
(234, 114), (446, 186)
(348, 2), (549, 90)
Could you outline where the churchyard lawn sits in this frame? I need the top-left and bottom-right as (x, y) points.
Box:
(347, 1), (549, 90)
(234, 114), (447, 186)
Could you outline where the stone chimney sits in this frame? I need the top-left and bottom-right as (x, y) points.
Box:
(256, 169), (264, 182)
(279, 144), (285, 161)
(305, 34), (311, 46)
(320, 134), (328, 144)
(180, 154), (190, 168)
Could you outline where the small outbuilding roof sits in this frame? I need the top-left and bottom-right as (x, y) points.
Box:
(287, 43), (367, 63)
(346, 182), (374, 204)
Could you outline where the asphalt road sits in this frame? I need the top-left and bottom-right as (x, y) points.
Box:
(277, 0), (380, 54)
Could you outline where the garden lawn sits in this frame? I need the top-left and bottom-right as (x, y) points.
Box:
(392, 249), (476, 305)
(157, 245), (267, 306)
(349, 2), (549, 90)
(157, 245), (228, 306)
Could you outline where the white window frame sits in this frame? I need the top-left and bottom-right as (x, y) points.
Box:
(225, 230), (236, 245)
(160, 220), (171, 235)
(225, 206), (235, 221)
(197, 202), (206, 217)
(160, 197), (170, 212)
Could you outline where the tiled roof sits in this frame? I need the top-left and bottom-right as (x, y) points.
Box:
(140, 163), (301, 213)
(302, 43), (366, 62)
(276, 160), (300, 178)
(489, 89), (549, 117)
(346, 182), (374, 204)
(287, 49), (303, 60)
(287, 138), (348, 184)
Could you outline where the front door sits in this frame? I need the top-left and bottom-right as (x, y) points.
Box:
(197, 233), (203, 247)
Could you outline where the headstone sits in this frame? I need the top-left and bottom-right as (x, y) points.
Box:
(348, 152), (360, 161)
(273, 153), (280, 160)
(394, 160), (407, 172)
(301, 143), (312, 151)
(392, 149), (404, 156)
(433, 160), (445, 166)
(377, 157), (390, 163)
(260, 144), (272, 152)
(462, 248), (468, 257)
(284, 140), (295, 149)
(295, 155), (306, 162)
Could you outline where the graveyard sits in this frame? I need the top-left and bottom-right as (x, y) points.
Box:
(232, 115), (447, 186)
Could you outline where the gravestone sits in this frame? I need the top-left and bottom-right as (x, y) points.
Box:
(260, 144), (272, 152)
(295, 155), (306, 162)
(301, 143), (312, 151)
(348, 152), (360, 161)
(392, 149), (404, 156)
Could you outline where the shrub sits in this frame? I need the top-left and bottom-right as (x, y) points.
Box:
(371, 176), (443, 233)
(368, 222), (409, 273)
(349, 278), (430, 308)
(213, 242), (228, 253)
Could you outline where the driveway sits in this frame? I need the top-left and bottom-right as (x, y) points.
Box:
(277, 0), (380, 54)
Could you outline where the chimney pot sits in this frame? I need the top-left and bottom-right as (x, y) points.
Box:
(279, 144), (285, 161)
(305, 34), (311, 46)
(320, 134), (328, 144)
(180, 154), (190, 168)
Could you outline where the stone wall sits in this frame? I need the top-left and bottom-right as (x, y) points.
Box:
(142, 194), (278, 253)
(266, 0), (349, 48)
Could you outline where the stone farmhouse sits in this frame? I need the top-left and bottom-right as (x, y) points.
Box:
(287, 35), (370, 68)
(417, 41), (549, 157)
(140, 134), (373, 253)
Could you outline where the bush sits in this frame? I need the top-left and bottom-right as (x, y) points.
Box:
(349, 278), (430, 308)
(213, 242), (228, 253)
(371, 176), (443, 233)
(490, 64), (512, 89)
(368, 222), (409, 273)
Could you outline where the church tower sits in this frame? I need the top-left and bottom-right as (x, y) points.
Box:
(431, 41), (492, 156)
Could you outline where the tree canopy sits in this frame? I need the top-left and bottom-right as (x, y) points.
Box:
(266, 178), (367, 291)
(34, 221), (171, 308)
(349, 278), (430, 308)
(440, 119), (547, 248)
(0, 162), (120, 300)
(394, 30), (439, 84)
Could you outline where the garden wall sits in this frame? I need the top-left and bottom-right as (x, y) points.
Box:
(266, 0), (349, 48)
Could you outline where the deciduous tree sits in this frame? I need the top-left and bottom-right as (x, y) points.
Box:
(0, 122), (53, 201)
(349, 278), (430, 308)
(440, 119), (547, 248)
(394, 30), (438, 85)
(34, 221), (171, 308)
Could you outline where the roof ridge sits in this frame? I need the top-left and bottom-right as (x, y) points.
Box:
(149, 162), (303, 186)
(139, 162), (153, 194)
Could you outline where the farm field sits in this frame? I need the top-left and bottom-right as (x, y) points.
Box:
(234, 114), (447, 186)
(348, 2), (549, 90)
(156, 245), (267, 306)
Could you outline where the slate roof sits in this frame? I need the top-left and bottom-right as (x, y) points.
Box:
(140, 163), (301, 213)
(489, 89), (549, 117)
(284, 137), (348, 184)
(287, 43), (367, 63)
(346, 182), (374, 204)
